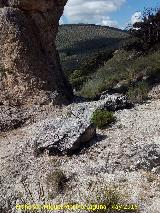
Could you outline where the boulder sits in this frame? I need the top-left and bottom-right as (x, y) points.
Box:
(100, 93), (132, 110)
(0, 0), (72, 106)
(31, 94), (128, 155)
(31, 102), (98, 155)
(33, 116), (96, 155)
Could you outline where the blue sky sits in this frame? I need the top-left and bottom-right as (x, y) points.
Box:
(113, 0), (159, 28)
(61, 0), (160, 28)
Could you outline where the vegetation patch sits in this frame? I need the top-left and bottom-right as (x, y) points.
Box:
(57, 24), (128, 73)
(88, 188), (122, 213)
(129, 8), (160, 51)
(83, 183), (138, 213)
(46, 169), (67, 199)
(91, 109), (116, 129)
(69, 50), (114, 90)
(78, 49), (160, 100)
(78, 50), (138, 98)
(127, 82), (150, 104)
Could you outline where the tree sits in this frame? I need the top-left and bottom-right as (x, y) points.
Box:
(130, 7), (160, 50)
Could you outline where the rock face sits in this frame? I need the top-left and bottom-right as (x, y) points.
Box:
(0, 0), (72, 105)
(0, 106), (26, 131)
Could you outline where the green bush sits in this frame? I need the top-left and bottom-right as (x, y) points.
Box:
(122, 36), (143, 52)
(79, 50), (114, 74)
(127, 82), (150, 104)
(69, 69), (84, 79)
(91, 109), (116, 129)
(69, 70), (88, 90)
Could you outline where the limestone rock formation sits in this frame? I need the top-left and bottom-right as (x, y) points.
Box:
(0, 0), (72, 106)
(30, 94), (129, 155)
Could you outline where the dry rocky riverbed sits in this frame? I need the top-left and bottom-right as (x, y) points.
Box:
(0, 94), (160, 213)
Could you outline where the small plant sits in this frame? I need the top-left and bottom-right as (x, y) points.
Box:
(69, 70), (88, 90)
(0, 67), (8, 77)
(127, 82), (149, 104)
(91, 109), (116, 129)
(46, 170), (67, 199)
(83, 183), (132, 213)
(89, 189), (122, 213)
(117, 124), (124, 129)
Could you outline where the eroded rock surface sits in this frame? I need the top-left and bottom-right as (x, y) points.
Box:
(29, 94), (128, 155)
(0, 97), (160, 213)
(0, 0), (72, 106)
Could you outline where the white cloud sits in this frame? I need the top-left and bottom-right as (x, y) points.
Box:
(131, 12), (142, 25)
(100, 16), (118, 27)
(59, 17), (64, 25)
(63, 0), (126, 27)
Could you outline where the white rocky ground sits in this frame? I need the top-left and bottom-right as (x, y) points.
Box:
(0, 95), (160, 213)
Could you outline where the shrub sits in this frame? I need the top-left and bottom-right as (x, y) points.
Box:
(46, 170), (67, 199)
(78, 50), (136, 99)
(69, 69), (88, 90)
(88, 188), (122, 213)
(68, 50), (115, 90)
(79, 50), (114, 74)
(91, 109), (116, 129)
(130, 8), (160, 51)
(82, 183), (138, 213)
(78, 77), (107, 98)
(127, 82), (150, 104)
(122, 36), (143, 52)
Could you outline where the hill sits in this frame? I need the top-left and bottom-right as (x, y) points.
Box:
(56, 24), (129, 73)
(56, 25), (160, 104)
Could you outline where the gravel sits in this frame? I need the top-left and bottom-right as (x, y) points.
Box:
(0, 97), (160, 212)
